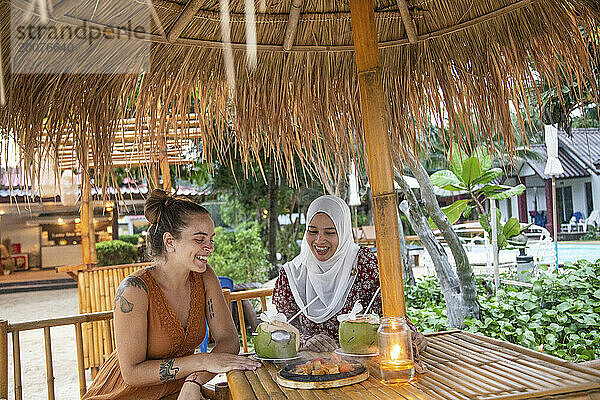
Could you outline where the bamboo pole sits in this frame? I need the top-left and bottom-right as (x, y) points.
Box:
(236, 300), (248, 353)
(43, 327), (55, 400)
(283, 0), (303, 51)
(349, 0), (406, 317)
(12, 331), (22, 400)
(0, 320), (8, 400)
(75, 322), (87, 397)
(158, 134), (172, 192)
(80, 136), (96, 267)
(167, 0), (204, 43)
(396, 0), (418, 43)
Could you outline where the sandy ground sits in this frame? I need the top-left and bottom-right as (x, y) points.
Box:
(1, 288), (93, 400)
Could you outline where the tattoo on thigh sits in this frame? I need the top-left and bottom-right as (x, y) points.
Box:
(159, 358), (179, 382)
(207, 298), (215, 319)
(114, 276), (148, 313)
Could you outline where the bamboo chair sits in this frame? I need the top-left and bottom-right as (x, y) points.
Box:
(0, 287), (274, 400)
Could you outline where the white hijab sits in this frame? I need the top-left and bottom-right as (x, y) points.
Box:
(282, 195), (360, 324)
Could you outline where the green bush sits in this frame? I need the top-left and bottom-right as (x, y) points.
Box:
(406, 260), (600, 361)
(208, 223), (269, 283)
(96, 240), (137, 267)
(580, 226), (600, 241)
(119, 234), (142, 245)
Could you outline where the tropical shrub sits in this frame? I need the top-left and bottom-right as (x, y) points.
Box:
(209, 223), (269, 283)
(580, 226), (600, 241)
(96, 240), (137, 266)
(119, 234), (142, 245)
(429, 144), (528, 250)
(407, 260), (600, 362)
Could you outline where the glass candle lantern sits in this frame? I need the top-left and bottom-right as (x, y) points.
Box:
(377, 316), (414, 383)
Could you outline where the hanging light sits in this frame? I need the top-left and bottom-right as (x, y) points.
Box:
(37, 159), (60, 197)
(60, 170), (80, 206)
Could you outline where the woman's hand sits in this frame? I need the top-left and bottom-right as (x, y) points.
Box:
(199, 353), (261, 374)
(177, 373), (205, 400)
(301, 334), (338, 352)
(411, 330), (427, 353)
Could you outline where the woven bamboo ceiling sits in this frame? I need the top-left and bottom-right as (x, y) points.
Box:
(0, 0), (598, 179)
(52, 115), (202, 169)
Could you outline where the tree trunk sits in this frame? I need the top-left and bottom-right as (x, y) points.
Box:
(396, 175), (476, 328)
(397, 212), (415, 286)
(267, 167), (279, 270)
(366, 190), (375, 225)
(405, 155), (480, 320)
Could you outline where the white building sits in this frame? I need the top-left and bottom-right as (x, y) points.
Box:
(500, 128), (600, 235)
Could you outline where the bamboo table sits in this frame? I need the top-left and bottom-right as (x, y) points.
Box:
(227, 331), (600, 400)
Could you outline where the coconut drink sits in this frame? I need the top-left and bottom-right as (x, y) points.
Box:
(255, 312), (300, 359)
(337, 301), (380, 355)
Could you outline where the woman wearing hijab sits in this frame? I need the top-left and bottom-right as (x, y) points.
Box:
(273, 195), (426, 352)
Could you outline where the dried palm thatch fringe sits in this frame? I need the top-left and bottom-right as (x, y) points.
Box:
(0, 0), (598, 186)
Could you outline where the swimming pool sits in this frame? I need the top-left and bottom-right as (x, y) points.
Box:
(557, 243), (600, 264)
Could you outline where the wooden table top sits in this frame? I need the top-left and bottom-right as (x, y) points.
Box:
(227, 330), (600, 400)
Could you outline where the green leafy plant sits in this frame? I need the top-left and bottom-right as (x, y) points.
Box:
(407, 260), (600, 361)
(430, 144), (529, 250)
(119, 234), (142, 245)
(208, 223), (269, 283)
(96, 240), (137, 266)
(580, 226), (600, 241)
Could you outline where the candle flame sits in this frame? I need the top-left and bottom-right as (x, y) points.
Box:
(390, 344), (401, 360)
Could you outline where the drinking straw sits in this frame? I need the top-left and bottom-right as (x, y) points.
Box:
(288, 296), (320, 323)
(364, 287), (381, 315)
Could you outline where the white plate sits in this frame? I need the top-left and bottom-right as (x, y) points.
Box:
(251, 355), (301, 362)
(334, 348), (378, 357)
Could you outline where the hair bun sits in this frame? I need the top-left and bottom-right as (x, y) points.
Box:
(144, 189), (170, 224)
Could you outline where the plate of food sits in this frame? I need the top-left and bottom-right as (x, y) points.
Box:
(276, 354), (368, 389)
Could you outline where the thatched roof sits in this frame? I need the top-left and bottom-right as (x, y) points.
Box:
(0, 0), (598, 182)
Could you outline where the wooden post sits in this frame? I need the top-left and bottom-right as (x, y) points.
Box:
(111, 207), (119, 240)
(81, 173), (96, 267)
(545, 179), (554, 237)
(349, 0), (406, 317)
(517, 176), (528, 223)
(0, 320), (8, 400)
(158, 135), (171, 192)
(80, 177), (91, 268)
(43, 327), (55, 400)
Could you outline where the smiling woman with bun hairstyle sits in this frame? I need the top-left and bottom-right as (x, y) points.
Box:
(83, 189), (260, 400)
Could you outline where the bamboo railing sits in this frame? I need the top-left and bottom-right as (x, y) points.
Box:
(0, 311), (113, 400)
(0, 287), (273, 400)
(227, 288), (273, 353)
(76, 263), (152, 376)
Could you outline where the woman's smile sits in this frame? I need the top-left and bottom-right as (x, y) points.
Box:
(306, 212), (339, 261)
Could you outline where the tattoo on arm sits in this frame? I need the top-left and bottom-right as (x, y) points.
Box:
(207, 298), (215, 320)
(159, 358), (179, 382)
(114, 276), (148, 314)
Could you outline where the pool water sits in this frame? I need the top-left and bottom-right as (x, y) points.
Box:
(557, 243), (600, 264)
